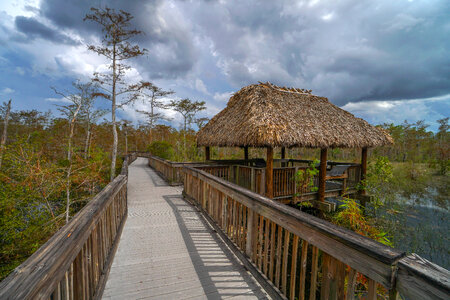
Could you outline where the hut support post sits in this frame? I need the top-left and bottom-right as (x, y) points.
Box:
(265, 146), (274, 198)
(360, 147), (368, 195)
(205, 146), (210, 161)
(281, 147), (286, 167)
(244, 146), (249, 160)
(318, 148), (327, 202)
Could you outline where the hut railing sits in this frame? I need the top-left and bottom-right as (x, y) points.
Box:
(346, 165), (362, 190)
(147, 155), (209, 185)
(190, 164), (358, 201)
(0, 154), (138, 300)
(182, 165), (450, 300)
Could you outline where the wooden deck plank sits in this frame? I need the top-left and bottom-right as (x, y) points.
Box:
(102, 158), (269, 299)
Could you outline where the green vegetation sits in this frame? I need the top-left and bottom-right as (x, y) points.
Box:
(147, 141), (174, 160)
(294, 159), (319, 202)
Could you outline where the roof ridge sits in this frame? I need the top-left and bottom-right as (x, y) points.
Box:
(258, 81), (313, 95)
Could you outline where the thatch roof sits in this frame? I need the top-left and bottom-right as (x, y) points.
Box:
(197, 82), (393, 148)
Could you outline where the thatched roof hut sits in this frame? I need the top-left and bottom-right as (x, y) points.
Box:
(197, 82), (393, 149)
(197, 82), (393, 200)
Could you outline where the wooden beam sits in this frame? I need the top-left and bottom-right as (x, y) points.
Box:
(244, 146), (249, 160)
(265, 146), (274, 198)
(281, 147), (286, 167)
(318, 148), (327, 203)
(205, 146), (210, 161)
(360, 147), (368, 195)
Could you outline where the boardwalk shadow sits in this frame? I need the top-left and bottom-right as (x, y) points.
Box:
(163, 194), (268, 299)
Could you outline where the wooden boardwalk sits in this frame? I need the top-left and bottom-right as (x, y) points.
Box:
(103, 158), (269, 300)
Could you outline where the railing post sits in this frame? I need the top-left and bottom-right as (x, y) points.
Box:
(250, 168), (255, 192)
(202, 181), (207, 209)
(360, 147), (368, 195)
(245, 210), (255, 257)
(318, 148), (327, 203)
(260, 169), (266, 195)
(294, 166), (299, 202)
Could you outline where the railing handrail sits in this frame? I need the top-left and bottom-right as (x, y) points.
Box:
(148, 154), (206, 167)
(183, 165), (403, 287)
(0, 176), (126, 299)
(397, 253), (450, 299)
(182, 164), (450, 299)
(0, 154), (139, 299)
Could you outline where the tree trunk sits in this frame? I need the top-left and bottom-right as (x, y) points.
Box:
(65, 166), (71, 224)
(183, 116), (187, 160)
(125, 129), (128, 155)
(0, 99), (11, 169)
(265, 146), (274, 198)
(66, 109), (80, 223)
(110, 42), (117, 182)
(149, 95), (154, 144)
(83, 120), (91, 159)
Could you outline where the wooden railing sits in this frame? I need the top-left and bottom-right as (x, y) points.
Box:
(148, 155), (186, 185)
(0, 154), (138, 300)
(191, 164), (360, 202)
(182, 165), (450, 300)
(147, 155), (228, 185)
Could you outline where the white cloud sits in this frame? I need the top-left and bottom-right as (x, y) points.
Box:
(0, 0), (39, 18)
(195, 79), (209, 95)
(121, 96), (179, 125)
(44, 97), (72, 103)
(213, 91), (233, 102)
(1, 87), (14, 94)
(321, 13), (334, 21)
(341, 94), (450, 130)
(15, 67), (25, 75)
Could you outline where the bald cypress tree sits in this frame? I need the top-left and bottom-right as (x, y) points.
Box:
(84, 7), (146, 181)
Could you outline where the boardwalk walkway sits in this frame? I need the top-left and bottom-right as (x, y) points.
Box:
(103, 158), (269, 300)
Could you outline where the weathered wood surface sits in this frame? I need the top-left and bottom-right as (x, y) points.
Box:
(396, 254), (450, 300)
(182, 165), (450, 300)
(0, 155), (135, 300)
(183, 165), (405, 299)
(103, 158), (270, 299)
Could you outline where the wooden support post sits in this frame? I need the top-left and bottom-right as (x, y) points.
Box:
(281, 147), (286, 167)
(245, 211), (255, 257)
(318, 148), (327, 203)
(205, 146), (210, 161)
(266, 146), (274, 198)
(360, 147), (368, 195)
(244, 146), (249, 160)
(251, 168), (255, 192)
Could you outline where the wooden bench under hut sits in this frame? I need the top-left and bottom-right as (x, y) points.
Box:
(197, 82), (393, 209)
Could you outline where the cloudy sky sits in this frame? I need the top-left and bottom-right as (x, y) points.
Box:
(0, 0), (449, 130)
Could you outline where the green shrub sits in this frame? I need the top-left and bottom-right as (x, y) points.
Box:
(147, 141), (174, 160)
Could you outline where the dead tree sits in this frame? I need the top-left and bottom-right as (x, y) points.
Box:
(84, 7), (147, 181)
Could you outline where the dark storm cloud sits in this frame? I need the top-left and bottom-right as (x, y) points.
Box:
(14, 16), (79, 45)
(178, 0), (450, 105)
(39, 0), (197, 78)
(9, 0), (450, 106)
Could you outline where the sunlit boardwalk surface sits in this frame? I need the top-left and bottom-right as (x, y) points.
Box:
(103, 158), (269, 300)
